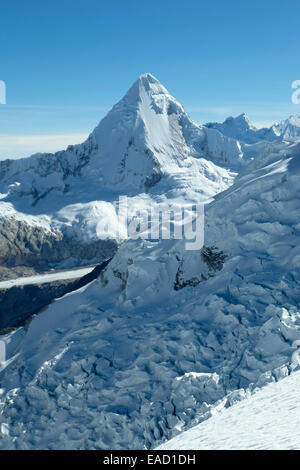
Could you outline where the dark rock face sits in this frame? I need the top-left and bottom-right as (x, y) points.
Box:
(0, 218), (117, 280)
(0, 281), (74, 331)
(174, 247), (228, 291)
(0, 265), (38, 282)
(0, 260), (112, 331)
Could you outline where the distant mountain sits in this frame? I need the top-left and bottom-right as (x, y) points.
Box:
(206, 113), (300, 144)
(272, 114), (300, 140)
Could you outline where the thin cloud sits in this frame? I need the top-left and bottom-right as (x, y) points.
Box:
(3, 104), (111, 111)
(187, 106), (235, 115)
(253, 121), (275, 129)
(0, 133), (89, 160)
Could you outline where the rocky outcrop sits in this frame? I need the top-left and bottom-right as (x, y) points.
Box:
(0, 218), (117, 280)
(0, 265), (38, 282)
(0, 280), (74, 331)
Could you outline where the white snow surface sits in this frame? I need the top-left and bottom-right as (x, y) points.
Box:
(157, 368), (300, 450)
(0, 135), (299, 449)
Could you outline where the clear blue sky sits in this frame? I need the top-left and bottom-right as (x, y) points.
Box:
(0, 0), (300, 158)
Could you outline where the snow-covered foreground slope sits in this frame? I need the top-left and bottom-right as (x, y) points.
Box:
(158, 368), (300, 450)
(273, 115), (300, 141)
(0, 137), (299, 449)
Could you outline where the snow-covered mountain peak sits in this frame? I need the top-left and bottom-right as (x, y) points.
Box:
(206, 113), (300, 145)
(125, 73), (171, 102)
(0, 74), (243, 225)
(205, 113), (265, 144)
(272, 114), (300, 140)
(96, 72), (184, 127)
(285, 114), (300, 126)
(87, 73), (243, 191)
(105, 73), (181, 119)
(88, 73), (192, 190)
(225, 113), (256, 130)
(238, 113), (256, 130)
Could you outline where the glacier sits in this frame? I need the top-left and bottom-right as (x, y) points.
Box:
(0, 74), (299, 450)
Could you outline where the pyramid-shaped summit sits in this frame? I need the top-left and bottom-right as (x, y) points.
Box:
(0, 73), (243, 208)
(227, 113), (257, 130)
(87, 73), (243, 190)
(122, 73), (171, 102)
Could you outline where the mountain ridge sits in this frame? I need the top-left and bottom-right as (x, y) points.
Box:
(206, 113), (300, 144)
(0, 74), (243, 275)
(0, 73), (244, 202)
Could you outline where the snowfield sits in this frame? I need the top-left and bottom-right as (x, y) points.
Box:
(0, 74), (299, 450)
(158, 368), (300, 450)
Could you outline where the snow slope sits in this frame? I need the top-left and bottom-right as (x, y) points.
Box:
(158, 368), (300, 450)
(0, 137), (299, 449)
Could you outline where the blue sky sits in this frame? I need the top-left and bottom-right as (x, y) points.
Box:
(0, 0), (300, 158)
